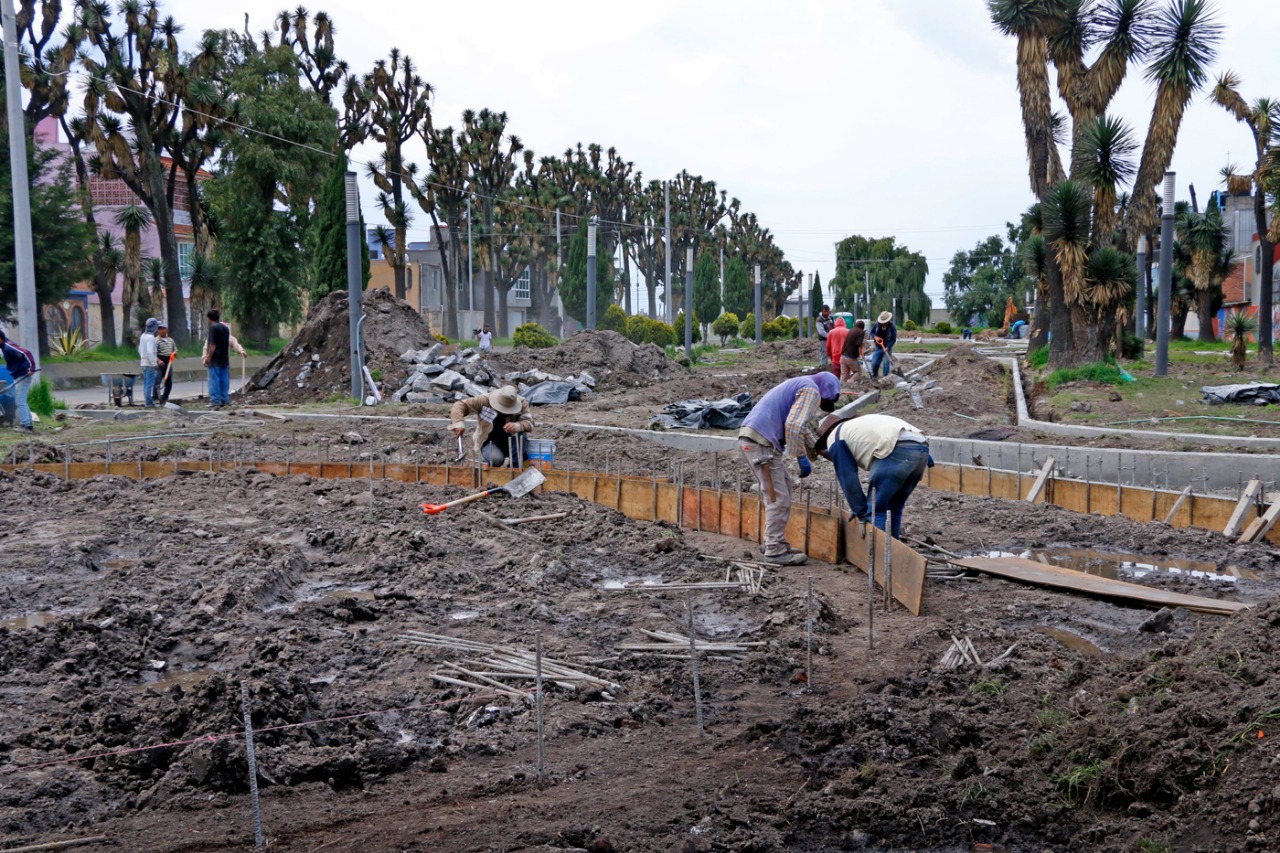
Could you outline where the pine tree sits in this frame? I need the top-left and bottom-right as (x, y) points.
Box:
(560, 219), (614, 325)
(692, 251), (721, 339)
(722, 255), (752, 318)
(810, 271), (824, 316)
(309, 153), (371, 302)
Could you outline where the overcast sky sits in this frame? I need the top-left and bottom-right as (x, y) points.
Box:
(147, 1), (1280, 302)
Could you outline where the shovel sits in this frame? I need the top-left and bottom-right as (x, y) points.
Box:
(420, 465), (546, 515)
(453, 433), (467, 463)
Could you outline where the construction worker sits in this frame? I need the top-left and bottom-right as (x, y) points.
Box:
(816, 412), (931, 539)
(825, 317), (848, 377)
(840, 320), (866, 386)
(738, 372), (843, 565)
(868, 311), (897, 377)
(450, 385), (534, 467)
(0, 329), (36, 432)
(815, 306), (835, 367)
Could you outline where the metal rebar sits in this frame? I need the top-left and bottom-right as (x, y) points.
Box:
(884, 510), (893, 612)
(536, 635), (546, 785)
(687, 591), (704, 735)
(867, 485), (875, 649)
(240, 681), (265, 848)
(805, 576), (814, 690)
(64, 445), (69, 480)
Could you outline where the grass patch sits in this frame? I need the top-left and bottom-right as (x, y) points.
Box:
(1054, 759), (1108, 805)
(27, 378), (66, 419)
(1044, 361), (1125, 390)
(1027, 347), (1049, 369)
(968, 678), (1006, 698)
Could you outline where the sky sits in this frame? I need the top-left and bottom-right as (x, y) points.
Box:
(93, 0), (1280, 305)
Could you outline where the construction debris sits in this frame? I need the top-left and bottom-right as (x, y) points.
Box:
(391, 347), (595, 406)
(650, 393), (754, 430)
(617, 629), (765, 660)
(939, 636), (1018, 670)
(401, 630), (623, 694)
(1201, 382), (1280, 405)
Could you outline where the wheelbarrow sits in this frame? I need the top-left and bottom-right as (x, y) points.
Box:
(101, 372), (138, 407)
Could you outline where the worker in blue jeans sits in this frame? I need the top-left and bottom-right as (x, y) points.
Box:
(867, 311), (897, 377)
(0, 329), (37, 432)
(817, 412), (931, 539)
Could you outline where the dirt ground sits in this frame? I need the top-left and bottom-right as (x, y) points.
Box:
(4, 337), (1280, 851)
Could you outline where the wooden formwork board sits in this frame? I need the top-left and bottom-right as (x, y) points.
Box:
(841, 518), (927, 616)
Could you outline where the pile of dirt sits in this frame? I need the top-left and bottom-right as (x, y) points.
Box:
(494, 330), (684, 390)
(242, 289), (440, 405)
(876, 345), (1014, 435)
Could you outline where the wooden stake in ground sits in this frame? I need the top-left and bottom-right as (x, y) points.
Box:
(1239, 498), (1280, 544)
(1025, 456), (1055, 503)
(1223, 478), (1263, 538)
(1163, 485), (1193, 525)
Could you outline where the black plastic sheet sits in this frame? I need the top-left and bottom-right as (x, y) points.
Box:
(652, 393), (754, 430)
(524, 381), (583, 406)
(1200, 383), (1280, 405)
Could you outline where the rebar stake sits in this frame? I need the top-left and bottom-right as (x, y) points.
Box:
(866, 485), (876, 650)
(535, 635), (546, 786)
(687, 590), (705, 735)
(240, 681), (265, 848)
(805, 576), (814, 690)
(884, 510), (893, 612)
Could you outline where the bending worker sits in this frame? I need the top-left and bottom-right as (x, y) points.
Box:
(817, 413), (930, 540)
(450, 385), (533, 467)
(738, 372), (842, 565)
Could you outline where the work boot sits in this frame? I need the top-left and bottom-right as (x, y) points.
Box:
(763, 548), (807, 566)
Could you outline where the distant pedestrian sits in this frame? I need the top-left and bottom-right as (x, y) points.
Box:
(826, 317), (848, 377)
(155, 322), (177, 404)
(815, 306), (835, 367)
(138, 317), (159, 406)
(738, 372), (843, 566)
(962, 327), (973, 340)
(203, 309), (232, 408)
(817, 412), (931, 539)
(477, 324), (494, 354)
(0, 329), (36, 432)
(840, 320), (866, 385)
(868, 311), (897, 377)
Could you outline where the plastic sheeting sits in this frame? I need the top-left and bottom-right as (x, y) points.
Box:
(1200, 383), (1280, 405)
(651, 393), (754, 430)
(524, 381), (583, 406)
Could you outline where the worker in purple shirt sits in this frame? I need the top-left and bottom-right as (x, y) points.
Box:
(737, 372), (843, 565)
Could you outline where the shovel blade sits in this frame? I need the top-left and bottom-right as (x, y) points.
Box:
(502, 465), (546, 498)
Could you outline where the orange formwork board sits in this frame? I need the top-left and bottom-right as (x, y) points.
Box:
(841, 519), (927, 616)
(619, 477), (656, 522)
(699, 487), (723, 534)
(952, 555), (1248, 616)
(717, 492), (741, 539)
(383, 463), (420, 484)
(805, 510), (842, 565)
(655, 482), (680, 525)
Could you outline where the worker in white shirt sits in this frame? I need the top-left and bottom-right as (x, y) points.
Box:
(816, 413), (931, 539)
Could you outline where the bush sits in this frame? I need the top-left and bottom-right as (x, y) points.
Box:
(762, 319), (790, 341)
(901, 318), (918, 332)
(27, 377), (64, 419)
(739, 312), (756, 339)
(624, 315), (675, 347)
(1027, 347), (1049, 369)
(712, 312), (740, 345)
(673, 310), (702, 343)
(600, 304), (628, 333)
(932, 321), (953, 335)
(434, 333), (450, 345)
(512, 322), (557, 349)
(1119, 333), (1145, 361)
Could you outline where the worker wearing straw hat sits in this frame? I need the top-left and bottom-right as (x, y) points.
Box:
(450, 385), (534, 467)
(867, 311), (897, 377)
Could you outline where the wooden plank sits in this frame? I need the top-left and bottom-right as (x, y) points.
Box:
(1024, 456), (1055, 503)
(841, 519), (927, 616)
(1239, 499), (1280, 544)
(1163, 486), (1193, 525)
(1224, 478), (1264, 538)
(952, 556), (1248, 616)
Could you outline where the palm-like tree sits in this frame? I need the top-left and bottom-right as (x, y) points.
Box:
(95, 232), (125, 347)
(188, 252), (222, 343)
(460, 109), (524, 335)
(145, 257), (166, 319)
(1042, 180), (1092, 358)
(1176, 205), (1230, 342)
(115, 201), (153, 342)
(1211, 73), (1279, 363)
(1075, 114), (1138, 247)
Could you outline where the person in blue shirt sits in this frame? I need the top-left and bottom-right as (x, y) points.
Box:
(0, 330), (37, 432)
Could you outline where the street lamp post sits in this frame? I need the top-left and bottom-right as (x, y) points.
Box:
(1155, 172), (1175, 377)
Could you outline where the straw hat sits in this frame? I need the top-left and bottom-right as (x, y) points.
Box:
(877, 311), (893, 324)
(488, 385), (522, 415)
(816, 413), (848, 452)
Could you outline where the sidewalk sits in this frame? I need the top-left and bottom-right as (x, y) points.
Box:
(56, 375), (247, 409)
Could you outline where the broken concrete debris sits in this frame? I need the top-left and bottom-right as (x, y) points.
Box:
(391, 349), (596, 407)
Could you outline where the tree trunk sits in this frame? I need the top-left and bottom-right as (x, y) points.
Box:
(1046, 245), (1074, 366)
(1028, 278), (1049, 351)
(1197, 288), (1219, 343)
(61, 118), (118, 348)
(495, 280), (510, 339)
(1171, 301), (1189, 340)
(430, 212), (452, 338)
(1256, 190), (1274, 365)
(95, 280), (118, 350)
(36, 310), (49, 358)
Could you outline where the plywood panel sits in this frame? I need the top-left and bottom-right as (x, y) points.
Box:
(841, 519), (927, 616)
(807, 512), (842, 564)
(384, 463), (418, 483)
(717, 492), (739, 538)
(619, 478), (654, 521)
(954, 556), (1248, 616)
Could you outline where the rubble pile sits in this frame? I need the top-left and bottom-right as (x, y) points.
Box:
(504, 330), (681, 389)
(392, 344), (597, 406)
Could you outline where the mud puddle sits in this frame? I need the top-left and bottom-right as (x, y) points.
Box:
(981, 547), (1252, 583)
(0, 611), (60, 631)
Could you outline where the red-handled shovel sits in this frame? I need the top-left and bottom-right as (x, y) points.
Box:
(420, 465), (545, 515)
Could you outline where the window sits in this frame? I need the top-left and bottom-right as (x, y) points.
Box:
(178, 242), (195, 281)
(513, 267), (531, 300)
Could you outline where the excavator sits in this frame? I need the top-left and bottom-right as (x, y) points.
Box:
(997, 297), (1030, 338)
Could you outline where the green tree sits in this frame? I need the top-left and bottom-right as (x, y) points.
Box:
(309, 153), (370, 302)
(810, 271), (823, 316)
(560, 219), (614, 325)
(1177, 204), (1231, 342)
(830, 235), (930, 326)
(722, 255), (752, 318)
(712, 312), (739, 345)
(943, 225), (1032, 328)
(114, 201), (153, 342)
(0, 143), (95, 345)
(692, 251), (721, 339)
(206, 36), (337, 348)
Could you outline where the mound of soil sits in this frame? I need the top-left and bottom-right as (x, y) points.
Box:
(876, 346), (1014, 435)
(495, 330), (683, 390)
(243, 289), (440, 405)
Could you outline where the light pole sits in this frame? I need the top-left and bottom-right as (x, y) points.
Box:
(754, 264), (762, 345)
(3, 0), (38, 364)
(1155, 172), (1175, 376)
(587, 217), (597, 331)
(344, 171), (363, 400)
(1135, 235), (1147, 340)
(684, 246), (694, 359)
(664, 180), (672, 324)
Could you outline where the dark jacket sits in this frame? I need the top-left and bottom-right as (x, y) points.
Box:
(841, 327), (866, 359)
(871, 321), (897, 351)
(2, 339), (36, 380)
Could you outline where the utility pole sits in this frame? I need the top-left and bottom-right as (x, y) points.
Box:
(664, 180), (672, 325)
(800, 274), (808, 337)
(684, 246), (694, 359)
(3, 0), (38, 365)
(587, 217), (597, 331)
(754, 264), (762, 345)
(344, 171), (363, 400)
(1135, 235), (1147, 340)
(1155, 171), (1175, 376)
(864, 270), (871, 321)
(719, 246), (724, 305)
(467, 195), (474, 335)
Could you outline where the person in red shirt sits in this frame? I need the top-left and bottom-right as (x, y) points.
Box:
(825, 317), (848, 377)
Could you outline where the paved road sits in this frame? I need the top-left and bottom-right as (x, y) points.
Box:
(57, 376), (246, 409)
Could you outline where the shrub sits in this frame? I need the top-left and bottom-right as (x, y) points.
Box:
(1027, 347), (1049, 369)
(901, 318), (918, 332)
(673, 310), (702, 343)
(625, 316), (675, 347)
(762, 319), (790, 341)
(739, 312), (756, 339)
(625, 314), (646, 344)
(1120, 333), (1145, 361)
(434, 333), (450, 345)
(712, 312), (740, 345)
(600, 304), (628, 333)
(932, 321), (953, 335)
(27, 377), (64, 419)
(512, 322), (557, 349)
(770, 315), (799, 338)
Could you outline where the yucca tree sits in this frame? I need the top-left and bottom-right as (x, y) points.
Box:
(188, 252), (222, 343)
(989, 0), (1065, 198)
(1075, 114), (1139, 247)
(115, 201), (153, 342)
(1084, 246), (1137, 355)
(1211, 73), (1278, 364)
(145, 257), (166, 320)
(461, 108), (523, 335)
(1226, 310), (1257, 371)
(1021, 230), (1050, 350)
(95, 232), (124, 347)
(1042, 180), (1093, 360)
(1176, 205), (1229, 341)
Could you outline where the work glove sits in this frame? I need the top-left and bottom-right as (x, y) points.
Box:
(798, 457), (812, 478)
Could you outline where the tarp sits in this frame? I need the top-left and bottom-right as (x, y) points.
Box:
(1200, 383), (1280, 405)
(524, 381), (583, 406)
(651, 393), (754, 430)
